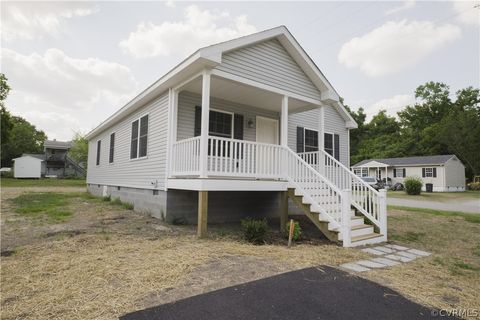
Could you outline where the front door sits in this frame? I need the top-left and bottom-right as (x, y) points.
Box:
(255, 116), (279, 176)
(256, 116), (279, 144)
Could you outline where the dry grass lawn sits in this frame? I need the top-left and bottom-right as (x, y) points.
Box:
(1, 186), (479, 319)
(364, 208), (480, 315)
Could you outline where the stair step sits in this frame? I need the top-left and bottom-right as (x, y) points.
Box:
(351, 233), (383, 243)
(351, 224), (371, 230)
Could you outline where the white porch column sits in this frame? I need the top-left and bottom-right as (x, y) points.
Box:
(199, 69), (211, 178)
(281, 96), (289, 147)
(167, 88), (179, 178)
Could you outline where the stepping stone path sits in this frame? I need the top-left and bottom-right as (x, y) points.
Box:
(340, 245), (431, 273)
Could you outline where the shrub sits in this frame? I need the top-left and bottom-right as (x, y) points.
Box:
(102, 195), (111, 202)
(467, 182), (480, 191)
(241, 217), (268, 244)
(123, 202), (134, 210)
(285, 220), (302, 241)
(404, 176), (423, 195)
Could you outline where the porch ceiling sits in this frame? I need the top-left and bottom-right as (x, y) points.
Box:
(181, 75), (317, 113)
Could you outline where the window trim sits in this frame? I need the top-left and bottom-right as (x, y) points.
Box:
(130, 114), (149, 161)
(425, 167), (434, 177)
(96, 139), (101, 166)
(354, 168), (368, 177)
(209, 108), (234, 139)
(109, 132), (115, 164)
(303, 127), (319, 152)
(394, 168), (405, 178)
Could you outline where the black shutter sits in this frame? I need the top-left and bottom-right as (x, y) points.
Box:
(233, 114), (244, 140)
(194, 106), (202, 137)
(403, 168), (406, 177)
(296, 127), (304, 152)
(334, 134), (340, 160)
(433, 168), (437, 177)
(422, 168), (426, 178)
(393, 169), (397, 178)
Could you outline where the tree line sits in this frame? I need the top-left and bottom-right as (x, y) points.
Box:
(346, 82), (480, 180)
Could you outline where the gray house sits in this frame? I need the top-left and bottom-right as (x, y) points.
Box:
(352, 155), (466, 192)
(86, 26), (387, 247)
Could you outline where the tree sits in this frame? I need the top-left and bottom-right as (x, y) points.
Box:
(69, 132), (88, 168)
(1, 116), (47, 167)
(1, 74), (13, 146)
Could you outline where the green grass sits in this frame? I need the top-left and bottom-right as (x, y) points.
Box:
(390, 231), (426, 242)
(109, 197), (134, 210)
(1, 178), (86, 188)
(388, 205), (480, 224)
(10, 192), (75, 222)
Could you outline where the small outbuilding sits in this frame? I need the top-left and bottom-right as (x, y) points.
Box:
(12, 155), (44, 178)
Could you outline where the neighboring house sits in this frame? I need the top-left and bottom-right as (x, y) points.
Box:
(13, 155), (43, 178)
(352, 155), (466, 192)
(85, 26), (387, 247)
(43, 139), (86, 177)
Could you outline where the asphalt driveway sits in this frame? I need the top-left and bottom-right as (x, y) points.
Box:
(121, 266), (451, 320)
(388, 197), (480, 214)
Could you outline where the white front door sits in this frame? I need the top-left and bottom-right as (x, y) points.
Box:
(256, 116), (279, 144)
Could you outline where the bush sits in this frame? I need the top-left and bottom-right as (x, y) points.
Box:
(285, 220), (302, 241)
(404, 176), (423, 195)
(241, 217), (268, 244)
(467, 182), (480, 191)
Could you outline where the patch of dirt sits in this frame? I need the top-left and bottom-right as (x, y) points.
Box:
(139, 255), (294, 308)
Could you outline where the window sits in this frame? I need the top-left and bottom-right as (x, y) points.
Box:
(354, 168), (368, 177)
(304, 129), (318, 152)
(394, 168), (405, 178)
(96, 140), (101, 165)
(209, 110), (233, 138)
(324, 132), (340, 161)
(422, 167), (437, 178)
(130, 115), (149, 159)
(109, 133), (115, 163)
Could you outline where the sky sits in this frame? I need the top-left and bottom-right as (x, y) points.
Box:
(1, 0), (479, 140)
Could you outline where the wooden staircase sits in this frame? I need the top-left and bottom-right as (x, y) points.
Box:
(287, 188), (384, 247)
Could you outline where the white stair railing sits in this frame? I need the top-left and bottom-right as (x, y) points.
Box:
(299, 150), (387, 237)
(171, 136), (201, 176)
(285, 148), (344, 230)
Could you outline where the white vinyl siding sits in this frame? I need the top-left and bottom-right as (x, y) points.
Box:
(215, 39), (322, 101)
(87, 92), (169, 190)
(288, 106), (349, 167)
(176, 91), (278, 142)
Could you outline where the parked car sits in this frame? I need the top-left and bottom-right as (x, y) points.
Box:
(361, 176), (381, 190)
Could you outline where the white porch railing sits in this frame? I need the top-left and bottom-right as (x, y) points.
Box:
(171, 136), (284, 179)
(299, 150), (387, 235)
(285, 148), (344, 230)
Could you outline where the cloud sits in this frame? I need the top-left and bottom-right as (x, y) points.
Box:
(453, 1), (480, 26)
(385, 0), (416, 15)
(1, 48), (138, 140)
(338, 20), (461, 76)
(165, 0), (176, 8)
(119, 5), (257, 59)
(1, 2), (97, 41)
(366, 94), (415, 120)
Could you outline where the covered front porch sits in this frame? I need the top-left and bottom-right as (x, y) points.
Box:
(166, 69), (326, 186)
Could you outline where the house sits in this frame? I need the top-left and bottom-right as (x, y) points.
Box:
(43, 139), (85, 177)
(85, 26), (387, 247)
(13, 155), (43, 178)
(351, 155), (466, 192)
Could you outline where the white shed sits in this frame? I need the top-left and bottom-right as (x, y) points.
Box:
(13, 155), (44, 178)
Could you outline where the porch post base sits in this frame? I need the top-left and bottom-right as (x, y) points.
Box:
(197, 191), (208, 237)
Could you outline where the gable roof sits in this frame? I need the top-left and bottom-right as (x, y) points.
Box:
(353, 155), (459, 167)
(86, 26), (356, 139)
(23, 153), (46, 160)
(13, 155), (44, 162)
